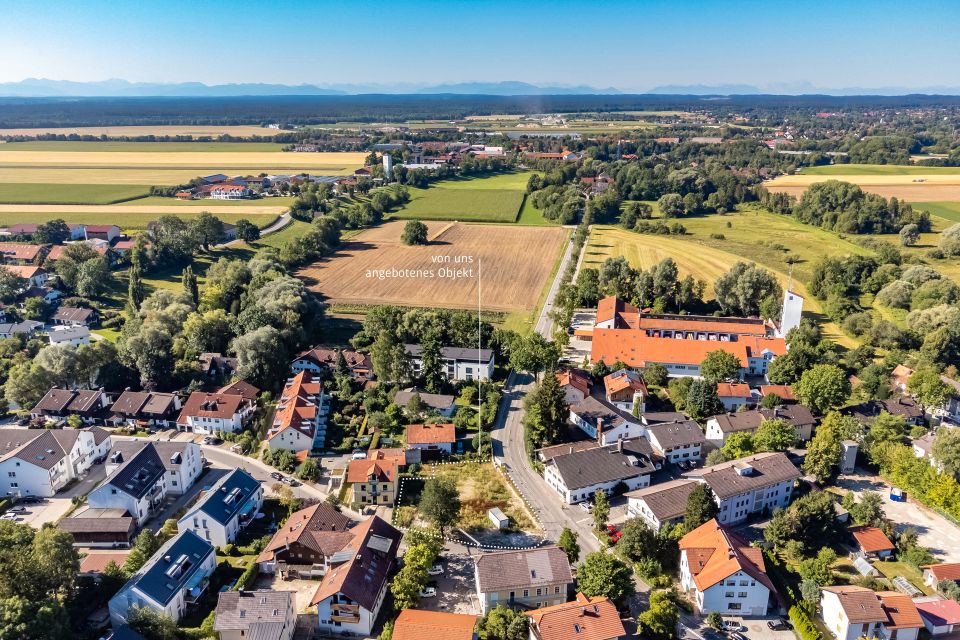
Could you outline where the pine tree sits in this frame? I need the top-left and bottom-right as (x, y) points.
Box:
(420, 330), (444, 393)
(127, 248), (145, 314)
(181, 265), (199, 305)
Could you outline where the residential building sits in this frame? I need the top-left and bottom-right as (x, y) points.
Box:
(177, 469), (263, 546)
(820, 586), (922, 640)
(0, 242), (42, 264)
(474, 546), (573, 614)
(394, 388), (457, 417)
(110, 391), (181, 429)
(108, 530), (217, 626)
(214, 590), (297, 640)
(526, 593), (626, 640)
(217, 379), (260, 403)
(844, 397), (925, 427)
(198, 352), (239, 378)
(80, 551), (132, 579)
(717, 383), (753, 412)
(569, 396), (644, 444)
(684, 452), (800, 525)
(851, 526), (895, 559)
(3, 264), (48, 287)
(256, 502), (353, 578)
(0, 427), (102, 497)
(58, 507), (136, 548)
(406, 344), (495, 381)
(51, 306), (98, 326)
(923, 563), (960, 589)
(347, 458), (398, 506)
(87, 425), (113, 461)
(543, 439), (659, 504)
(704, 406), (816, 445)
(290, 346), (373, 378)
(267, 372), (328, 452)
(912, 432), (937, 467)
(535, 440), (602, 463)
(392, 610), (478, 640)
(645, 420), (705, 464)
(930, 376), (960, 425)
(556, 369), (591, 404)
(312, 516), (402, 637)
(48, 325), (91, 346)
(30, 387), (110, 424)
(758, 385), (796, 403)
(679, 519), (776, 615)
(626, 479), (700, 531)
(603, 369), (647, 413)
(84, 225), (121, 243)
(405, 423), (456, 454)
(914, 596), (960, 636)
(0, 319), (42, 339)
(177, 391), (253, 434)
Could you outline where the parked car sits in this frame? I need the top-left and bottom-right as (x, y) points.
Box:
(7, 506), (26, 513)
(579, 501), (593, 512)
(270, 472), (284, 481)
(202, 436), (222, 445)
(428, 564), (444, 576)
(0, 513), (21, 521)
(351, 450), (367, 460)
(722, 621), (745, 632)
(282, 476), (300, 487)
(729, 633), (748, 640)
(18, 496), (45, 504)
(702, 630), (725, 640)
(419, 587), (437, 598)
(767, 618), (790, 631)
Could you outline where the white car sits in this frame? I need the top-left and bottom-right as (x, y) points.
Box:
(579, 501), (593, 512)
(428, 564), (444, 575)
(351, 450), (367, 460)
(722, 620), (745, 632)
(419, 587), (437, 598)
(0, 513), (21, 521)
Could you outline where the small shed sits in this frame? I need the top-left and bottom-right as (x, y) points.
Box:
(488, 507), (509, 530)
(840, 440), (858, 474)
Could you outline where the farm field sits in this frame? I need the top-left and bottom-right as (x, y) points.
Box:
(0, 141), (286, 152)
(0, 183), (150, 204)
(915, 201), (960, 223)
(0, 125), (283, 137)
(801, 164), (960, 175)
(765, 165), (960, 201)
(0, 148), (366, 169)
(297, 220), (567, 312)
(0, 208), (281, 232)
(391, 172), (534, 223)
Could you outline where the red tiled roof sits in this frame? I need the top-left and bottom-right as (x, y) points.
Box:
(3, 264), (44, 279)
(406, 423), (455, 445)
(915, 597), (960, 626)
(759, 385), (796, 401)
(267, 372), (322, 442)
(717, 383), (752, 398)
(217, 379), (260, 401)
(679, 519), (777, 594)
(0, 243), (42, 261)
(393, 610), (478, 640)
(591, 329), (786, 368)
(176, 392), (245, 423)
(851, 526), (895, 553)
(557, 369), (591, 396)
(923, 563), (960, 582)
(527, 593), (625, 640)
(79, 551), (130, 574)
(604, 369), (648, 397)
(346, 459), (397, 483)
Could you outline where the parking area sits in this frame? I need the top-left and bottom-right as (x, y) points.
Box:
(836, 470), (960, 562)
(11, 461), (107, 528)
(419, 548), (481, 615)
(682, 617), (794, 640)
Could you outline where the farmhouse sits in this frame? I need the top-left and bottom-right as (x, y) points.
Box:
(266, 372), (328, 452)
(556, 368), (591, 404)
(684, 452), (800, 525)
(208, 184), (253, 200)
(474, 546), (573, 613)
(679, 519), (776, 615)
(291, 346), (373, 378)
(704, 405), (816, 445)
(177, 391), (253, 434)
(820, 587), (922, 640)
(214, 590), (297, 640)
(645, 419), (705, 463)
(84, 224), (121, 243)
(626, 478), (700, 531)
(526, 593), (626, 640)
(543, 439), (659, 504)
(406, 344), (495, 381)
(569, 395), (644, 444)
(311, 516), (402, 638)
(177, 469), (262, 546)
(256, 502), (353, 578)
(4, 264), (48, 287)
(108, 530), (217, 626)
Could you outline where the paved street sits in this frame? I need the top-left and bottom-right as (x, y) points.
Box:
(535, 225), (581, 337)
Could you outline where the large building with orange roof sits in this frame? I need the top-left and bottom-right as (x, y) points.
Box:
(266, 372), (328, 452)
(392, 609), (478, 640)
(679, 518), (776, 615)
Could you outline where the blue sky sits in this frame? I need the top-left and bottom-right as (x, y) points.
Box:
(3, 0), (959, 90)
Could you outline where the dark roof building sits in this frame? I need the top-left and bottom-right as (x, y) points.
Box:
(474, 546), (573, 594)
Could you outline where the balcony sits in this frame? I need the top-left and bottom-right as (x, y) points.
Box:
(331, 603), (360, 624)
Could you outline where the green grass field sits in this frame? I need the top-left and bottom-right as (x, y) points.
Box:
(0, 141), (286, 152)
(0, 183), (151, 204)
(132, 195), (296, 207)
(915, 201), (960, 222)
(392, 172), (535, 223)
(0, 210), (279, 232)
(802, 164), (960, 175)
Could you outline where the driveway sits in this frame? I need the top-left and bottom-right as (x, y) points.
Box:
(419, 544), (482, 615)
(18, 461), (106, 528)
(836, 469), (960, 562)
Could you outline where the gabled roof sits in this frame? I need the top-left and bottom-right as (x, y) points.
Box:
(591, 328), (786, 368)
(550, 439), (658, 490)
(406, 423), (455, 445)
(111, 390), (178, 417)
(679, 519), (776, 594)
(556, 369), (591, 396)
(293, 346), (371, 371)
(717, 383), (752, 398)
(394, 388), (456, 411)
(217, 379), (259, 401)
(914, 596), (960, 627)
(105, 444), (166, 498)
(405, 344), (494, 363)
(0, 429), (68, 469)
(923, 563), (960, 582)
(80, 551), (131, 574)
(624, 479), (700, 523)
(708, 406), (815, 434)
(51, 306), (96, 324)
(569, 395), (634, 430)
(177, 391), (246, 424)
(646, 420), (706, 450)
(268, 372), (322, 442)
(392, 609), (478, 640)
(180, 469), (260, 527)
(33, 387), (104, 415)
(822, 587), (923, 629)
(758, 385), (796, 402)
(0, 242), (42, 261)
(527, 593), (626, 640)
(686, 452), (800, 500)
(346, 458), (397, 483)
(604, 369), (648, 397)
(256, 502), (352, 564)
(123, 529), (215, 606)
(214, 589), (294, 633)
(474, 546), (573, 593)
(851, 526), (895, 553)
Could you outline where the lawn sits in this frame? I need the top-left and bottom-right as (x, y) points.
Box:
(915, 201), (960, 223)
(516, 194), (556, 226)
(872, 559), (932, 595)
(0, 182), (151, 204)
(391, 172), (533, 224)
(0, 210), (280, 232)
(132, 195), (296, 207)
(802, 164), (960, 175)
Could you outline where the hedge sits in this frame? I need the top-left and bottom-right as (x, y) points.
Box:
(233, 560), (259, 591)
(789, 605), (822, 640)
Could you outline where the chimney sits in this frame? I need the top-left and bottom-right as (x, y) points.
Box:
(618, 438), (624, 453)
(596, 417), (604, 444)
(568, 446), (573, 455)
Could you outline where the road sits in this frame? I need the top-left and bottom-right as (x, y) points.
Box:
(491, 371), (601, 557)
(216, 211), (292, 248)
(534, 226), (580, 337)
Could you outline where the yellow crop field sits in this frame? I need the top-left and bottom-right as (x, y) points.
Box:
(0, 149), (367, 168)
(764, 173), (960, 202)
(0, 203), (288, 216)
(0, 125), (283, 137)
(0, 166), (355, 185)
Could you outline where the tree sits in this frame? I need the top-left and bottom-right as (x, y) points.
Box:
(231, 326), (288, 389)
(127, 248), (145, 312)
(700, 350), (741, 383)
(900, 223), (920, 247)
(370, 329), (410, 383)
(760, 392), (782, 409)
(75, 257), (111, 298)
(181, 265), (199, 305)
(0, 268), (26, 302)
(419, 329), (444, 393)
(126, 606), (181, 640)
(668, 377), (693, 411)
(909, 367), (954, 408)
(706, 612), (724, 630)
(523, 371), (568, 448)
(764, 491), (845, 553)
(803, 412), (858, 482)
(714, 262), (783, 317)
(235, 218), (261, 242)
(638, 590), (680, 640)
(420, 477), (460, 534)
(148, 215), (200, 264)
(796, 364), (850, 415)
(798, 548), (837, 586)
(191, 211), (225, 249)
(684, 483), (719, 531)
(34, 219), (70, 245)
(121, 323), (174, 387)
(401, 219), (429, 245)
(721, 431), (756, 459)
(478, 605), (528, 640)
(576, 551), (636, 605)
(846, 490), (885, 527)
(657, 193), (685, 218)
(124, 529), (161, 573)
(21, 296), (48, 321)
(593, 490), (610, 533)
(616, 517), (658, 562)
(685, 378), (723, 420)
(754, 418), (797, 452)
(558, 527), (580, 565)
(180, 309), (233, 358)
(644, 363), (668, 387)
(509, 333), (559, 381)
(932, 429), (960, 477)
(296, 457), (321, 481)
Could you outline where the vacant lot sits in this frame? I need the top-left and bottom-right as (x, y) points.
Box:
(0, 183), (150, 204)
(298, 220), (567, 312)
(0, 125), (283, 137)
(392, 172), (534, 223)
(765, 167), (960, 201)
(432, 462), (537, 532)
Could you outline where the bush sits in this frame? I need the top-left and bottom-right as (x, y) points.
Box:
(789, 605), (823, 640)
(233, 560), (259, 591)
(223, 543), (236, 556)
(710, 233), (726, 240)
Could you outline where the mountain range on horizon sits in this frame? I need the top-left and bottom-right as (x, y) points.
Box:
(3, 78), (960, 98)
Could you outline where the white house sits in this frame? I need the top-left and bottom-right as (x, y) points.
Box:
(178, 469), (263, 547)
(645, 420), (705, 464)
(684, 452), (800, 525)
(0, 428), (101, 498)
(312, 516), (402, 638)
(176, 391), (253, 434)
(914, 596), (960, 637)
(108, 529), (217, 626)
(543, 439), (659, 504)
(716, 383), (753, 412)
(406, 344), (495, 381)
(679, 519), (775, 615)
(474, 546), (573, 614)
(266, 372), (328, 452)
(556, 369), (591, 404)
(214, 590), (297, 640)
(626, 479), (699, 531)
(603, 369), (647, 413)
(569, 396), (645, 444)
(820, 586), (922, 640)
(704, 406), (816, 446)
(48, 325), (91, 347)
(923, 563), (960, 589)
(405, 423), (456, 454)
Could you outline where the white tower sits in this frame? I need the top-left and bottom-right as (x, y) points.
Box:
(382, 154), (393, 180)
(779, 289), (804, 339)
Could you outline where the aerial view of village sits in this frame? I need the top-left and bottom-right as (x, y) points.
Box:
(4, 2), (960, 640)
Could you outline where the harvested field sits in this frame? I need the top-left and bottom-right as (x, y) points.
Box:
(0, 208), (282, 232)
(0, 149), (366, 168)
(0, 166), (354, 184)
(298, 220), (567, 312)
(0, 141), (284, 152)
(0, 125), (284, 138)
(764, 170), (960, 202)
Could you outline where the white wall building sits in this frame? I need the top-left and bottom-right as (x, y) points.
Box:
(685, 452), (800, 525)
(406, 344), (495, 382)
(177, 469), (263, 547)
(820, 587), (922, 640)
(543, 439), (658, 504)
(0, 428), (100, 498)
(569, 396), (645, 445)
